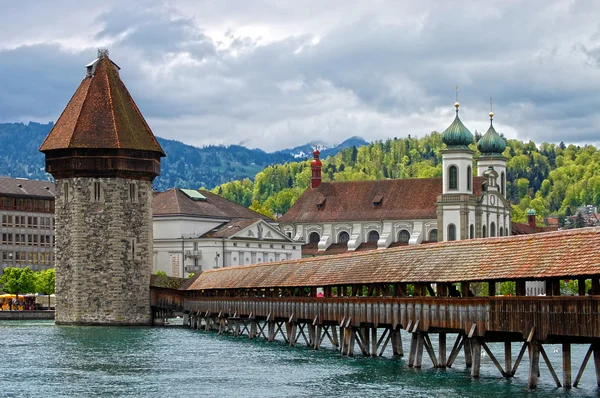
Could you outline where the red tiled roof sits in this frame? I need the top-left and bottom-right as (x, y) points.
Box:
(152, 188), (273, 221)
(511, 222), (558, 235)
(39, 57), (165, 156)
(207, 219), (261, 238)
(279, 177), (485, 223)
(0, 177), (55, 198)
(187, 227), (600, 290)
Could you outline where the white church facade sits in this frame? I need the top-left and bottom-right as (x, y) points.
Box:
(278, 101), (512, 255)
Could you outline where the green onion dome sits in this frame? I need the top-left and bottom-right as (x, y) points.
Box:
(442, 102), (474, 148)
(477, 112), (506, 156)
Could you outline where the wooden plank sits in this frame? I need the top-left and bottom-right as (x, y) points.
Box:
(446, 335), (464, 368)
(504, 341), (512, 377)
(423, 333), (439, 368)
(539, 344), (561, 387)
(471, 339), (481, 378)
(574, 345), (593, 387)
(482, 342), (507, 377)
(511, 342), (528, 377)
(439, 333), (447, 368)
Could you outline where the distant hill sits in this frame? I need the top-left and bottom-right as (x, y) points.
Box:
(0, 122), (368, 190)
(275, 136), (369, 159)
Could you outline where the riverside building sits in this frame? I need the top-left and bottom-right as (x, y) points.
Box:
(152, 188), (301, 277)
(0, 177), (55, 271)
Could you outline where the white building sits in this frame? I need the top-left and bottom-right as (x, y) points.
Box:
(278, 101), (512, 256)
(152, 188), (301, 277)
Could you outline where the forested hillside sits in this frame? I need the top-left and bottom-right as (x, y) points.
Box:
(0, 122), (366, 190)
(212, 132), (598, 225)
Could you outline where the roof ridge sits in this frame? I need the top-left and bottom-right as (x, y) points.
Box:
(103, 61), (120, 147)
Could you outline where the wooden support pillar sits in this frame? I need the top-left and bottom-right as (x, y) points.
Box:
(348, 329), (356, 357)
(461, 282), (470, 297)
(516, 280), (526, 296)
(249, 318), (257, 339)
(391, 328), (404, 357)
(371, 327), (377, 357)
(314, 324), (322, 350)
(307, 324), (315, 347)
(563, 343), (572, 388)
(414, 333), (424, 368)
(504, 341), (512, 377)
(593, 278), (600, 296)
(331, 325), (339, 348)
(464, 337), (472, 368)
(489, 281), (496, 297)
(439, 333), (447, 367)
(267, 321), (275, 342)
(528, 342), (540, 389)
(408, 332), (418, 367)
(471, 338), (481, 378)
(578, 278), (587, 296)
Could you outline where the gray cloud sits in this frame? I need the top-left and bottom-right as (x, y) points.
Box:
(1, 0), (600, 151)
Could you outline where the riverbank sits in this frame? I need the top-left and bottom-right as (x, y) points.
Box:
(0, 310), (54, 320)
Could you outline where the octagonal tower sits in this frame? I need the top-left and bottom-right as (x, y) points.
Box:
(39, 50), (165, 325)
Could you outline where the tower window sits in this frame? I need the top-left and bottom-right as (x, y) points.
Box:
(490, 222), (496, 237)
(449, 166), (458, 190)
(501, 172), (505, 196)
(63, 182), (70, 202)
(467, 166), (472, 191)
(470, 224), (474, 239)
(92, 182), (103, 202)
(129, 183), (138, 203)
(482, 225), (487, 238)
(448, 224), (456, 241)
(338, 231), (350, 244)
(368, 230), (380, 243)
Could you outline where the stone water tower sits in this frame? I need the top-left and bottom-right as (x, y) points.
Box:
(39, 50), (165, 325)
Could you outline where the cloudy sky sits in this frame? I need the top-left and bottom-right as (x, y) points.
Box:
(1, 0), (600, 151)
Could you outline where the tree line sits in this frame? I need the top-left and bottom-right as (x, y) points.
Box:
(212, 132), (600, 225)
(0, 267), (55, 308)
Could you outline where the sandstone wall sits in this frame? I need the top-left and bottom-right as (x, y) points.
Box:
(54, 177), (152, 325)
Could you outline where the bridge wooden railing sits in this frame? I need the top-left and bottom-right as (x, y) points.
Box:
(181, 296), (600, 341)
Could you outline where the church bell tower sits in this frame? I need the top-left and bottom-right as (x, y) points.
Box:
(39, 50), (166, 325)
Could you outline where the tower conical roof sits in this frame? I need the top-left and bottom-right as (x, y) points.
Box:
(442, 103), (473, 149)
(40, 53), (165, 156)
(477, 113), (506, 156)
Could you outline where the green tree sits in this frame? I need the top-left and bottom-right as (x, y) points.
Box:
(576, 212), (586, 228)
(36, 268), (55, 309)
(0, 267), (38, 309)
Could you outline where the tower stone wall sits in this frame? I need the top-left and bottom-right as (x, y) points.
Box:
(54, 177), (153, 325)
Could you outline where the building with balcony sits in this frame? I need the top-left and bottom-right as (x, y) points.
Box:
(0, 177), (55, 271)
(152, 188), (301, 277)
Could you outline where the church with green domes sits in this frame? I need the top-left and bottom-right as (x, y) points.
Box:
(436, 101), (511, 241)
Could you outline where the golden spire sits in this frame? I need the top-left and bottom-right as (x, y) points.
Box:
(489, 96), (494, 122)
(455, 85), (460, 114)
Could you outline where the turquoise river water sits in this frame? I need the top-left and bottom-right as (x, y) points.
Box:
(1, 319), (599, 397)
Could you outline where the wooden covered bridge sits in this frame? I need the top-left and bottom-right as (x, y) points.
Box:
(151, 227), (600, 389)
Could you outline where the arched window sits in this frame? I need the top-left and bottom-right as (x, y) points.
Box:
(338, 231), (350, 244)
(368, 230), (380, 243)
(308, 232), (320, 244)
(499, 227), (504, 236)
(490, 222), (496, 237)
(449, 166), (458, 190)
(482, 225), (487, 238)
(429, 229), (438, 242)
(398, 230), (410, 243)
(448, 224), (456, 241)
(501, 172), (505, 196)
(467, 166), (472, 191)
(469, 224), (474, 239)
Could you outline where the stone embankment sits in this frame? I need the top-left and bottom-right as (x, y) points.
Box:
(0, 311), (55, 320)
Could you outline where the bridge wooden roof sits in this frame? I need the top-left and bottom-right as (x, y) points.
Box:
(187, 227), (600, 290)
